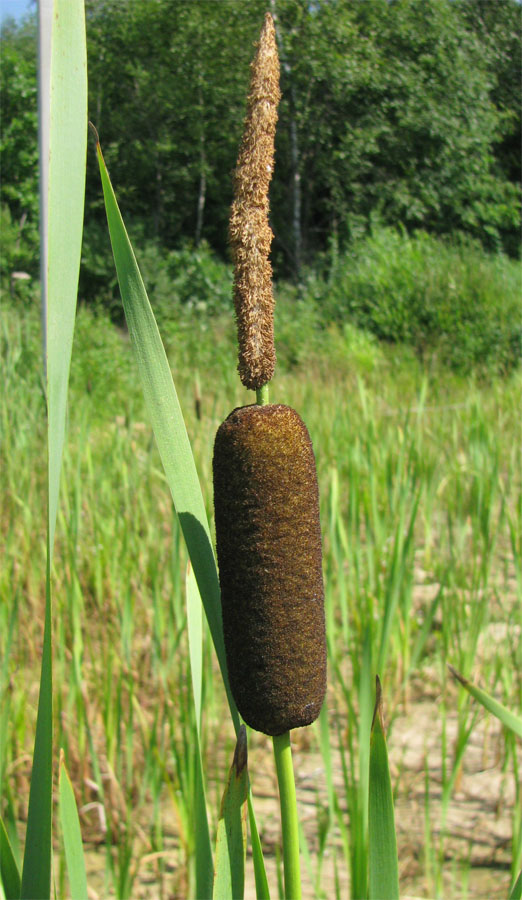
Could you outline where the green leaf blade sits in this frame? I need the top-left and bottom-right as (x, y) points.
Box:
(247, 792), (271, 900)
(0, 816), (21, 900)
(448, 666), (522, 739)
(22, 1), (87, 895)
(45, 0), (88, 553)
(186, 564), (214, 900)
(213, 727), (249, 900)
(94, 137), (270, 896)
(59, 754), (88, 900)
(509, 869), (522, 900)
(94, 138), (236, 725)
(20, 572), (53, 900)
(368, 678), (399, 900)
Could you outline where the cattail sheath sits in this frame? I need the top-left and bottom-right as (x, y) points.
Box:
(229, 12), (280, 391)
(213, 403), (327, 736)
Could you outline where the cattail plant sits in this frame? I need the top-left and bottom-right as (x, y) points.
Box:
(213, 13), (326, 897)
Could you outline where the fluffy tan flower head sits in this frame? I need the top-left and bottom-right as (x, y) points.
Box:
(229, 12), (281, 391)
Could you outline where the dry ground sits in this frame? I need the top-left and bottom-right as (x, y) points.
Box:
(77, 682), (518, 900)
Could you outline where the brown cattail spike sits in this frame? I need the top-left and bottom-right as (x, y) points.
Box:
(213, 404), (327, 736)
(229, 13), (280, 391)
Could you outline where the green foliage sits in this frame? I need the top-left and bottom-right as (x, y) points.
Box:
(448, 666), (522, 739)
(18, 0), (87, 896)
(58, 757), (88, 900)
(135, 230), (522, 379)
(213, 729), (249, 900)
(321, 226), (522, 375)
(136, 238), (233, 323)
(0, 287), (522, 896)
(113, 231), (522, 380)
(3, 291), (521, 897)
(272, 0), (520, 260)
(458, 0), (522, 252)
(0, 815), (21, 900)
(368, 681), (399, 900)
(95, 135), (235, 725)
(1, 0), (520, 289)
(0, 20), (38, 214)
(0, 19), (39, 278)
(4, 215), (519, 381)
(80, 223), (233, 323)
(0, 204), (38, 293)
(70, 302), (136, 415)
(84, 0), (266, 255)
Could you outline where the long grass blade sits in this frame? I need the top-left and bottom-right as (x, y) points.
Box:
(21, 3), (87, 896)
(0, 817), (20, 900)
(93, 134), (236, 726)
(187, 563), (204, 731)
(368, 677), (399, 900)
(186, 563), (214, 900)
(448, 666), (522, 739)
(58, 752), (88, 900)
(213, 727), (249, 900)
(247, 793), (271, 900)
(20, 566), (53, 900)
(351, 628), (373, 898)
(510, 869), (522, 900)
(43, 2), (88, 554)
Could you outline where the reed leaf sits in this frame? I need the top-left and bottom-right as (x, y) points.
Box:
(94, 134), (235, 724)
(58, 754), (88, 900)
(186, 564), (214, 900)
(448, 666), (522, 739)
(510, 869), (522, 900)
(0, 816), (20, 900)
(247, 796), (271, 900)
(21, 2), (87, 897)
(213, 727), (249, 900)
(368, 678), (399, 900)
(44, 3), (87, 554)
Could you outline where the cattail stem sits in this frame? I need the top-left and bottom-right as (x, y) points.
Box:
(256, 384), (270, 406)
(273, 731), (302, 900)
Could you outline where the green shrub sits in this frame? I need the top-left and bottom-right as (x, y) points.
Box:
(70, 303), (138, 419)
(80, 224), (233, 324)
(7, 224), (520, 379)
(323, 226), (521, 375)
(0, 203), (39, 295)
(274, 277), (381, 376)
(130, 235), (233, 323)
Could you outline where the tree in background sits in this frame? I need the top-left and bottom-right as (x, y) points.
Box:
(1, 0), (520, 297)
(271, 0), (520, 261)
(457, 0), (521, 255)
(84, 0), (266, 248)
(0, 16), (39, 281)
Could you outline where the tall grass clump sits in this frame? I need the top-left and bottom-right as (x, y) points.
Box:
(3, 289), (521, 896)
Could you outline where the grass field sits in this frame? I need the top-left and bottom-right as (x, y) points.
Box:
(1, 283), (521, 898)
